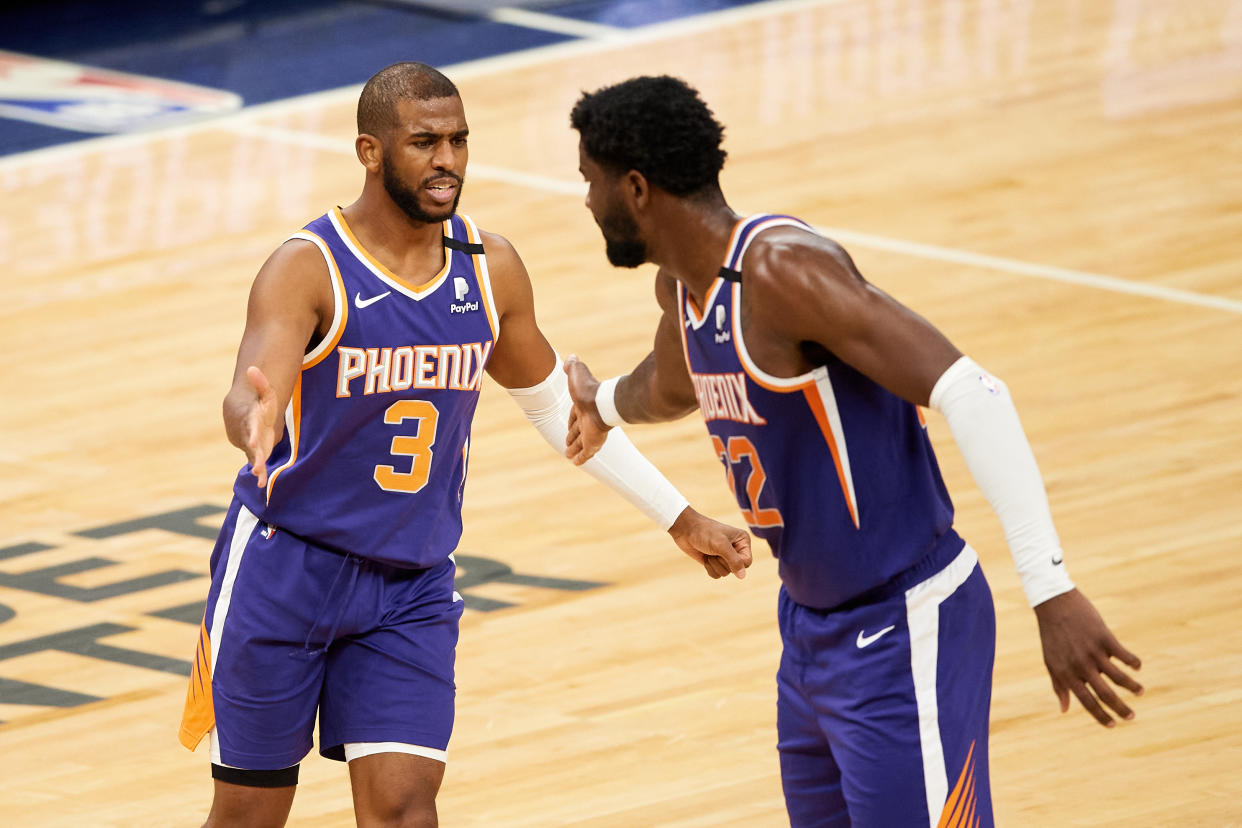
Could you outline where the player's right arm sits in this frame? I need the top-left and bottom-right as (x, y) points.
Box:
(564, 271), (697, 464)
(745, 229), (1142, 727)
(223, 240), (332, 488)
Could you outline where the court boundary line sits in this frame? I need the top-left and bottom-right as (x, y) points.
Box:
(224, 121), (591, 195)
(488, 6), (629, 40)
(0, 0), (836, 172)
(3, 0), (1239, 316)
(223, 120), (1242, 317)
(815, 227), (1242, 316)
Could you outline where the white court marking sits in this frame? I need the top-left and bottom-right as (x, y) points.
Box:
(489, 7), (629, 41)
(2, 0), (1238, 316)
(223, 122), (589, 196)
(0, 0), (842, 172)
(221, 119), (1242, 317)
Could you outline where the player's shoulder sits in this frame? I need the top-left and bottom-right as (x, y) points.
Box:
(472, 226), (516, 257)
(743, 223), (851, 272)
(742, 223), (861, 293)
(257, 236), (329, 282)
(244, 236), (336, 323)
(471, 226), (525, 275)
(469, 226), (531, 314)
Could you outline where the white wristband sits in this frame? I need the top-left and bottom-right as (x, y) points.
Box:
(595, 376), (626, 427)
(930, 356), (1075, 607)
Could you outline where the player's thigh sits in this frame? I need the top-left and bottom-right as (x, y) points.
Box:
(348, 751), (445, 827)
(319, 556), (464, 760)
(922, 562), (995, 827)
(777, 592), (850, 828)
(203, 505), (331, 769)
(832, 552), (996, 827)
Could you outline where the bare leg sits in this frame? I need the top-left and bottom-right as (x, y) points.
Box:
(349, 752), (445, 828)
(202, 779), (296, 828)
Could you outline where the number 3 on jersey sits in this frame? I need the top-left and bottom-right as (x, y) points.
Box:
(711, 434), (784, 528)
(375, 399), (439, 493)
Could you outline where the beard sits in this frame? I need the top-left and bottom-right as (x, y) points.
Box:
(599, 201), (647, 268)
(382, 157), (463, 224)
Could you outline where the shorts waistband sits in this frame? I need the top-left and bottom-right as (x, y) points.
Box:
(816, 529), (966, 614)
(261, 520), (441, 579)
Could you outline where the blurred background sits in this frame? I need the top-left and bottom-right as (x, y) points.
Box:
(1, 1), (1240, 825)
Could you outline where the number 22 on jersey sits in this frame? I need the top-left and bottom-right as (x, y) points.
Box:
(711, 434), (784, 528)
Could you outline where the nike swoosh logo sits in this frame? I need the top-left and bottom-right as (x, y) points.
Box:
(354, 290), (391, 309)
(856, 625), (896, 649)
(1051, 554), (1064, 566)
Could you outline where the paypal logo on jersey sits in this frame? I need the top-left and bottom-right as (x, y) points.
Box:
(714, 304), (731, 344)
(450, 276), (479, 314)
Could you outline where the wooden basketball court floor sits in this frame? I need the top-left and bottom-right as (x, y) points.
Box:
(2, 0), (1240, 824)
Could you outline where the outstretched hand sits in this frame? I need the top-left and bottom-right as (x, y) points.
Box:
(564, 354), (611, 466)
(242, 365), (280, 488)
(667, 506), (752, 580)
(1034, 588), (1143, 727)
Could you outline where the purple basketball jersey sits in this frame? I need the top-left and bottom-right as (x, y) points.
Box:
(679, 214), (962, 609)
(233, 208), (496, 569)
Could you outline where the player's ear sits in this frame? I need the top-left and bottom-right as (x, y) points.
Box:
(624, 169), (650, 210)
(356, 133), (383, 172)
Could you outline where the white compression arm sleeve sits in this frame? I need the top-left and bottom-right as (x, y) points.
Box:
(506, 355), (690, 530)
(929, 356), (1075, 607)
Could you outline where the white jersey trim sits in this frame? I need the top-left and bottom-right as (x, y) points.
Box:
(724, 216), (820, 389)
(721, 218), (861, 526)
(684, 275), (728, 331)
(729, 215), (810, 267)
(326, 208), (452, 302)
(288, 231), (345, 367)
(729, 285), (817, 389)
(905, 544), (980, 828)
(810, 368), (860, 528)
(344, 741), (448, 764)
(459, 213), (500, 342)
(208, 504), (260, 765)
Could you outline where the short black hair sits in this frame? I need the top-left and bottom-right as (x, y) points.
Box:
(570, 75), (726, 197)
(357, 62), (459, 136)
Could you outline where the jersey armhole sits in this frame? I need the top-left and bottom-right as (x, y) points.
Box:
(458, 214), (501, 342)
(287, 231), (348, 369)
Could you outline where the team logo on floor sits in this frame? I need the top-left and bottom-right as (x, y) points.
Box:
(0, 50), (241, 133)
(0, 505), (605, 721)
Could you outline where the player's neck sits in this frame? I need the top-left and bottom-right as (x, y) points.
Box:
(648, 198), (739, 307)
(340, 191), (448, 281)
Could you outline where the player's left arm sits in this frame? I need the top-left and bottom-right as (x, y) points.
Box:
(748, 229), (1142, 726)
(479, 230), (752, 580)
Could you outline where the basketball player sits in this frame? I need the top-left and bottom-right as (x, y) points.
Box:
(563, 76), (1142, 827)
(177, 64), (752, 828)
